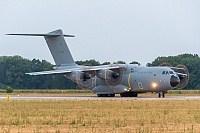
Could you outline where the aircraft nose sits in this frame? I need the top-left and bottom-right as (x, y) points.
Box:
(170, 75), (180, 87)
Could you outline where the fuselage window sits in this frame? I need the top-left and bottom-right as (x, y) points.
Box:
(162, 71), (165, 74)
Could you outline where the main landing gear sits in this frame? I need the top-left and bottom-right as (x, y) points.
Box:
(97, 94), (115, 97)
(120, 92), (138, 97)
(158, 92), (165, 98)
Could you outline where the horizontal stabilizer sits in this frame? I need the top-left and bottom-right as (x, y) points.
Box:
(6, 33), (75, 37)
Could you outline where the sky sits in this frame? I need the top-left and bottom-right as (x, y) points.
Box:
(0, 0), (200, 65)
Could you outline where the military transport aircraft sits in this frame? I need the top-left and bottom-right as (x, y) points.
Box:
(7, 29), (189, 98)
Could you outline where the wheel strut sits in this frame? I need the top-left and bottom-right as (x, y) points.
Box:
(158, 92), (165, 98)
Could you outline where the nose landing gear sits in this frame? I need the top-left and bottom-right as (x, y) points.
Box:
(158, 92), (165, 98)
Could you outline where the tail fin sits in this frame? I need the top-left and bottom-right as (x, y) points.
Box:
(7, 29), (77, 66)
(44, 29), (77, 66)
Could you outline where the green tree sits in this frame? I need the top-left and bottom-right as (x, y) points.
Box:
(113, 61), (126, 64)
(151, 54), (200, 89)
(6, 86), (13, 93)
(0, 56), (78, 89)
(130, 61), (140, 65)
(76, 59), (100, 66)
(101, 62), (111, 65)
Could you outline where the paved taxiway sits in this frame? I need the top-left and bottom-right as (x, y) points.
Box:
(1, 96), (200, 100)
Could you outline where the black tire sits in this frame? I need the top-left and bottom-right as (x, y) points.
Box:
(109, 94), (115, 97)
(97, 94), (115, 97)
(133, 93), (138, 97)
(162, 92), (165, 98)
(158, 93), (161, 98)
(120, 92), (137, 97)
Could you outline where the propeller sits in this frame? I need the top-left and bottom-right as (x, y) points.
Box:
(112, 72), (120, 78)
(159, 62), (189, 89)
(104, 68), (124, 87)
(82, 73), (91, 81)
(76, 71), (95, 90)
(172, 64), (190, 89)
(159, 62), (172, 67)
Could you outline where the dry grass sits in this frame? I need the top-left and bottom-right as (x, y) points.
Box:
(0, 100), (200, 133)
(1, 89), (200, 97)
(0, 89), (95, 96)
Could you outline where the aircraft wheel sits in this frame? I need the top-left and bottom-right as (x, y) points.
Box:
(97, 94), (107, 97)
(109, 94), (115, 97)
(120, 93), (124, 97)
(97, 94), (115, 97)
(162, 92), (165, 98)
(120, 93), (137, 97)
(134, 93), (138, 97)
(158, 93), (161, 98)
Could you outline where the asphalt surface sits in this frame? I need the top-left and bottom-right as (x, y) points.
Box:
(1, 96), (200, 100)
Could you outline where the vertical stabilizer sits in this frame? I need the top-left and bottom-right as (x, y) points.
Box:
(6, 29), (77, 67)
(44, 29), (77, 66)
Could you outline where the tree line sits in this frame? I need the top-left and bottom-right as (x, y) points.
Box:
(0, 53), (199, 89)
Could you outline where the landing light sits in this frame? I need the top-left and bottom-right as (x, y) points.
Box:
(124, 88), (131, 92)
(152, 82), (158, 88)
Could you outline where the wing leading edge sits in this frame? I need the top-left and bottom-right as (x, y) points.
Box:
(26, 65), (122, 76)
(25, 69), (72, 76)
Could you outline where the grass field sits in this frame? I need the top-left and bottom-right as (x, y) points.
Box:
(1, 89), (200, 96)
(0, 90), (200, 133)
(0, 99), (200, 133)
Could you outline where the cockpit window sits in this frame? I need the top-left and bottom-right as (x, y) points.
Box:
(169, 71), (174, 74)
(162, 71), (174, 75)
(162, 71), (165, 74)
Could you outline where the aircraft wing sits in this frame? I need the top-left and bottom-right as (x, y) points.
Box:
(25, 69), (72, 76)
(25, 65), (123, 76)
(79, 65), (121, 71)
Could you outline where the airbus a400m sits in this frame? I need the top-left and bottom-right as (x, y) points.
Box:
(7, 29), (189, 98)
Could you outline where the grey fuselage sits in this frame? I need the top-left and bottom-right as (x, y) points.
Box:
(63, 64), (178, 95)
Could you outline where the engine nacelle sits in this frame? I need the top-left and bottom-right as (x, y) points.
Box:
(96, 69), (117, 80)
(96, 69), (123, 87)
(67, 71), (91, 81)
(66, 71), (94, 89)
(173, 64), (189, 89)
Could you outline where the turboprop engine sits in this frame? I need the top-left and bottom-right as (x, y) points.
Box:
(66, 71), (94, 89)
(96, 68), (124, 87)
(159, 62), (189, 89)
(171, 64), (189, 89)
